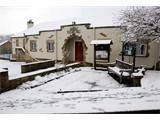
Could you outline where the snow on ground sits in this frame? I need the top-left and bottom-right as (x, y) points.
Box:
(0, 59), (25, 77)
(19, 67), (123, 91)
(0, 67), (160, 113)
(141, 71), (160, 89)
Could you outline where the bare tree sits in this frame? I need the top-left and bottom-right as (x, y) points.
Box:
(119, 6), (160, 69)
(119, 6), (160, 43)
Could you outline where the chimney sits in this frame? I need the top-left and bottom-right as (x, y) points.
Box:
(72, 21), (76, 25)
(27, 19), (34, 29)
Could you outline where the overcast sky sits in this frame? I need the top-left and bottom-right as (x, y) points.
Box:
(0, 6), (126, 35)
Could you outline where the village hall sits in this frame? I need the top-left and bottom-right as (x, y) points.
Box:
(11, 20), (160, 70)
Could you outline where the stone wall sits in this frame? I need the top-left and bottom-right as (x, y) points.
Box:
(0, 62), (82, 93)
(21, 60), (55, 73)
(0, 69), (9, 92)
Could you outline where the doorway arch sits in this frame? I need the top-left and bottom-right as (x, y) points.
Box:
(62, 34), (88, 64)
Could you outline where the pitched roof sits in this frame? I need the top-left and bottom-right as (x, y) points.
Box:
(0, 40), (9, 46)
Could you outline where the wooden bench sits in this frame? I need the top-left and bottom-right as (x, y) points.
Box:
(108, 59), (133, 83)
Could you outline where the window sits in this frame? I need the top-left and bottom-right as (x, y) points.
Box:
(16, 39), (19, 47)
(123, 42), (148, 56)
(30, 41), (37, 52)
(124, 43), (134, 55)
(23, 39), (25, 49)
(136, 43), (147, 56)
(47, 41), (54, 52)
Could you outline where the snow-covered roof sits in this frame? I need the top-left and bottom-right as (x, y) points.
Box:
(0, 40), (9, 46)
(12, 20), (81, 37)
(12, 19), (121, 38)
(90, 40), (112, 45)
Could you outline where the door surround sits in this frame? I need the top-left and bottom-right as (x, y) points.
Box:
(62, 34), (87, 64)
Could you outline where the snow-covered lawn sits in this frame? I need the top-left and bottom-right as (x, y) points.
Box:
(0, 59), (25, 77)
(0, 67), (160, 113)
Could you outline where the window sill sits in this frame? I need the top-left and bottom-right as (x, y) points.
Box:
(122, 54), (149, 57)
(47, 50), (54, 53)
(30, 50), (37, 52)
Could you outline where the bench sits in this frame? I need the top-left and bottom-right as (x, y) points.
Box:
(108, 59), (133, 83)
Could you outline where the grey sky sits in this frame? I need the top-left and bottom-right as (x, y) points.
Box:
(0, 6), (126, 35)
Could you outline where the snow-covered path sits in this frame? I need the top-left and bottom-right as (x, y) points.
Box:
(0, 68), (160, 113)
(19, 67), (123, 91)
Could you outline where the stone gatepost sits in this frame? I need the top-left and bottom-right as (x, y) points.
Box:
(0, 69), (9, 93)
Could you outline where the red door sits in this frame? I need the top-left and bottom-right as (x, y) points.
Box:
(75, 41), (83, 61)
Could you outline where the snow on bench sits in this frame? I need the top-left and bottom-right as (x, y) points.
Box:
(108, 59), (146, 86)
(108, 59), (133, 83)
(131, 67), (145, 78)
(108, 67), (131, 77)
